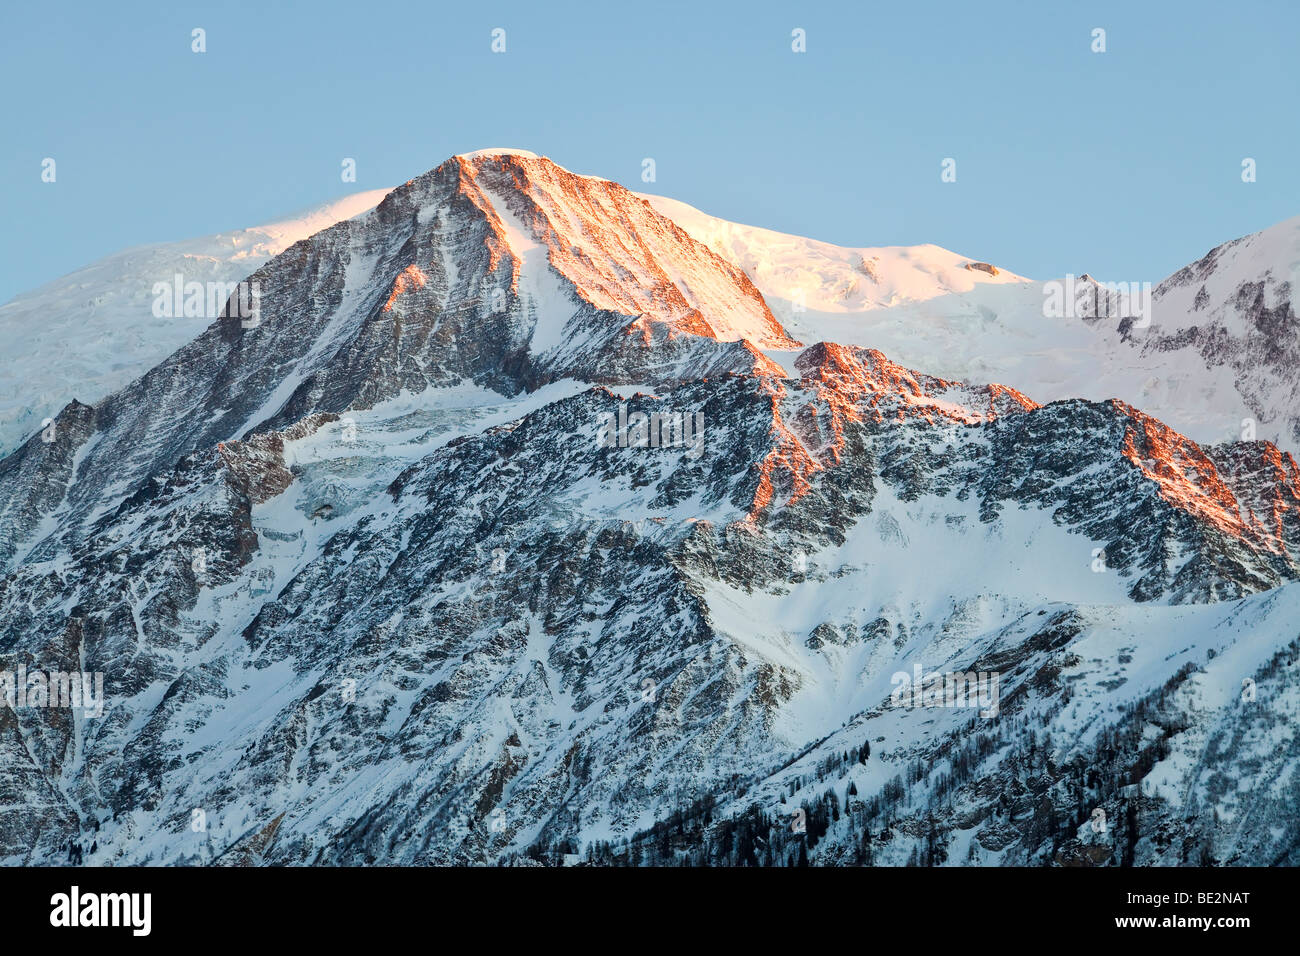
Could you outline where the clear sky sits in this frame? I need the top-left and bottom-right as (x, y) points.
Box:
(2, 0), (1297, 304)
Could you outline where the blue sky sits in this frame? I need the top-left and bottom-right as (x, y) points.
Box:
(2, 0), (1297, 303)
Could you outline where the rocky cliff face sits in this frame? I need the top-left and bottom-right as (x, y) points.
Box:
(1141, 220), (1300, 448)
(1, 152), (1298, 867)
(0, 190), (392, 459)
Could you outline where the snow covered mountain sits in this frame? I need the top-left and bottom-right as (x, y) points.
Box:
(646, 195), (1300, 456)
(1, 150), (1298, 867)
(9, 157), (1296, 460)
(1143, 217), (1300, 448)
(0, 189), (390, 457)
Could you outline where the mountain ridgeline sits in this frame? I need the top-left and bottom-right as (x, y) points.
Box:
(1, 151), (1298, 867)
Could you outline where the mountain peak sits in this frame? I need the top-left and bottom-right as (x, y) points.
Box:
(7, 150), (1300, 870)
(455, 147), (542, 161)
(438, 148), (800, 352)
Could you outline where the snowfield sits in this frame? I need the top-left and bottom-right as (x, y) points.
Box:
(0, 189), (390, 456)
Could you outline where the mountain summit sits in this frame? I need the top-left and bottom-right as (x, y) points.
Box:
(2, 152), (1299, 867)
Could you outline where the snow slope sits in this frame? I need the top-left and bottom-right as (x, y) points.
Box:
(0, 189), (390, 456)
(644, 194), (1300, 454)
